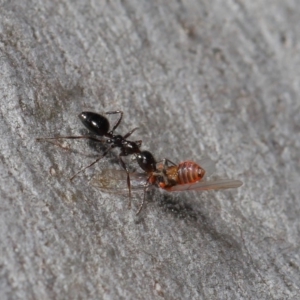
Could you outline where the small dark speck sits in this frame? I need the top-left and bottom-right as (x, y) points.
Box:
(212, 48), (226, 62)
(180, 21), (198, 40)
(280, 34), (287, 44)
(289, 261), (298, 269)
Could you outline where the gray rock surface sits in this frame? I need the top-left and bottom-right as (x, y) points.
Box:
(0, 0), (299, 299)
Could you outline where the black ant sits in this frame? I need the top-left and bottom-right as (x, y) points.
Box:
(37, 111), (157, 208)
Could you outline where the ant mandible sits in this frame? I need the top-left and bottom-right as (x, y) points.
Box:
(37, 111), (156, 208)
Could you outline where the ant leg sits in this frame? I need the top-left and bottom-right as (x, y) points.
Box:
(105, 111), (123, 133)
(118, 154), (131, 209)
(159, 158), (177, 168)
(36, 136), (104, 143)
(134, 140), (142, 148)
(69, 146), (113, 181)
(124, 127), (139, 139)
(156, 158), (176, 172)
(136, 176), (151, 215)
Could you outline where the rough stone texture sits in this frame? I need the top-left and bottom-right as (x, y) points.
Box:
(0, 0), (299, 299)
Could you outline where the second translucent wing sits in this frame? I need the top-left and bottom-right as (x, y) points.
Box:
(90, 169), (242, 193)
(90, 169), (147, 191)
(166, 179), (243, 192)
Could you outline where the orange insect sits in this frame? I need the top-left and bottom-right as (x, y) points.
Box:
(91, 157), (243, 214)
(148, 160), (206, 190)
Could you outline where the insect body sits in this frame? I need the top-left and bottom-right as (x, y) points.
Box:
(152, 160), (206, 190)
(91, 157), (243, 214)
(37, 111), (153, 207)
(154, 160), (242, 192)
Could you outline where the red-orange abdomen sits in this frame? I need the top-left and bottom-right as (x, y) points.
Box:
(177, 161), (205, 184)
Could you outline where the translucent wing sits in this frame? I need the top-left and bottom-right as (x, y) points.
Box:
(91, 169), (242, 193)
(166, 179), (243, 192)
(90, 169), (147, 192)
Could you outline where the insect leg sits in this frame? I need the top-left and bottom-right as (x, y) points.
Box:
(105, 111), (123, 133)
(36, 136), (104, 143)
(136, 175), (152, 215)
(161, 158), (177, 167)
(123, 127), (139, 139)
(118, 154), (132, 208)
(134, 140), (142, 147)
(69, 146), (113, 181)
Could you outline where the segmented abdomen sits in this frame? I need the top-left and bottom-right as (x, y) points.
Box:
(177, 161), (205, 184)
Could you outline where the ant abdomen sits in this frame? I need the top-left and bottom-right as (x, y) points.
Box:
(177, 161), (206, 184)
(79, 112), (110, 136)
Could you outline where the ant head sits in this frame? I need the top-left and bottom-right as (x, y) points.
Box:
(136, 150), (157, 173)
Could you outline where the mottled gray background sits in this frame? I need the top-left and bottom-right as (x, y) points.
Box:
(0, 0), (299, 299)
